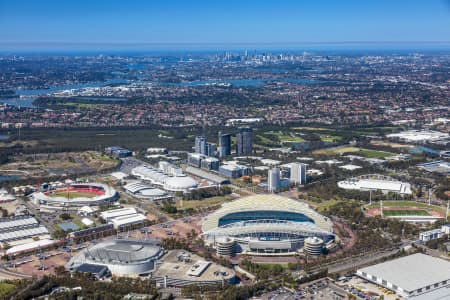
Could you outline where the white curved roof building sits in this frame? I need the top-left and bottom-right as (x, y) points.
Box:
(163, 176), (198, 192)
(132, 165), (198, 192)
(68, 239), (164, 276)
(337, 174), (412, 195)
(31, 183), (118, 208)
(202, 195), (334, 255)
(123, 182), (168, 200)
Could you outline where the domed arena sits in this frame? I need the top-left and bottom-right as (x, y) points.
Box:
(68, 239), (164, 276)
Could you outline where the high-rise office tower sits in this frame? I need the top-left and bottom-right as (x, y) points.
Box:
(206, 142), (216, 157)
(268, 167), (281, 192)
(218, 132), (231, 157)
(290, 163), (307, 185)
(236, 127), (253, 155)
(195, 136), (207, 155)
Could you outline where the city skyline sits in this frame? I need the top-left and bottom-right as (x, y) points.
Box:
(0, 0), (449, 51)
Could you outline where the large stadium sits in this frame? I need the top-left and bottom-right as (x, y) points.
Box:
(202, 195), (335, 256)
(31, 182), (118, 209)
(338, 174), (412, 195)
(68, 239), (164, 276)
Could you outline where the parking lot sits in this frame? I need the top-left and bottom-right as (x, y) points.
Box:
(335, 276), (399, 300)
(258, 280), (349, 300)
(5, 248), (79, 277)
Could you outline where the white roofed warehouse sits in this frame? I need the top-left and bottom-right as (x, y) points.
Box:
(337, 174), (412, 195)
(356, 253), (450, 299)
(202, 195), (334, 256)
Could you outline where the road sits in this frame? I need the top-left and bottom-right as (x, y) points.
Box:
(311, 243), (411, 274)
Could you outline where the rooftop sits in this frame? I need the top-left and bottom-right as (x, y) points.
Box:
(358, 253), (450, 292)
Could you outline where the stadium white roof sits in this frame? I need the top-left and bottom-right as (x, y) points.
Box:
(202, 194), (333, 234)
(357, 253), (450, 293)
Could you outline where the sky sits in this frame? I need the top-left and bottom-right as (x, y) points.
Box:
(0, 0), (449, 50)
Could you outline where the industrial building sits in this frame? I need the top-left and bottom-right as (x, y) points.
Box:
(68, 239), (164, 276)
(356, 253), (450, 299)
(0, 215), (50, 247)
(5, 239), (60, 256)
(337, 174), (412, 195)
(100, 207), (147, 229)
(202, 195), (335, 255)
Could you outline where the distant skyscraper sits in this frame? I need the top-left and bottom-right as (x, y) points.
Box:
(268, 167), (281, 192)
(218, 132), (231, 157)
(206, 142), (216, 157)
(290, 163), (307, 185)
(195, 136), (207, 155)
(236, 127), (253, 155)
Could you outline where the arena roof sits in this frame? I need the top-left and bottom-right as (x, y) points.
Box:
(164, 175), (198, 191)
(132, 165), (198, 192)
(202, 195), (333, 235)
(357, 253), (450, 293)
(123, 182), (168, 197)
(68, 239), (164, 276)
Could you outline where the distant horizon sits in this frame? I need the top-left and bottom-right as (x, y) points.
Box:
(1, 41), (450, 55)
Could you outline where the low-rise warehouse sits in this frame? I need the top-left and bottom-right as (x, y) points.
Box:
(0, 216), (49, 246)
(356, 253), (450, 299)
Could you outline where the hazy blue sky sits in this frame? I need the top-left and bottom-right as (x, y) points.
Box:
(0, 0), (449, 49)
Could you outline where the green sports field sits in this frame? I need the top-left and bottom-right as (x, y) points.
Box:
(382, 209), (430, 216)
(50, 191), (98, 199)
